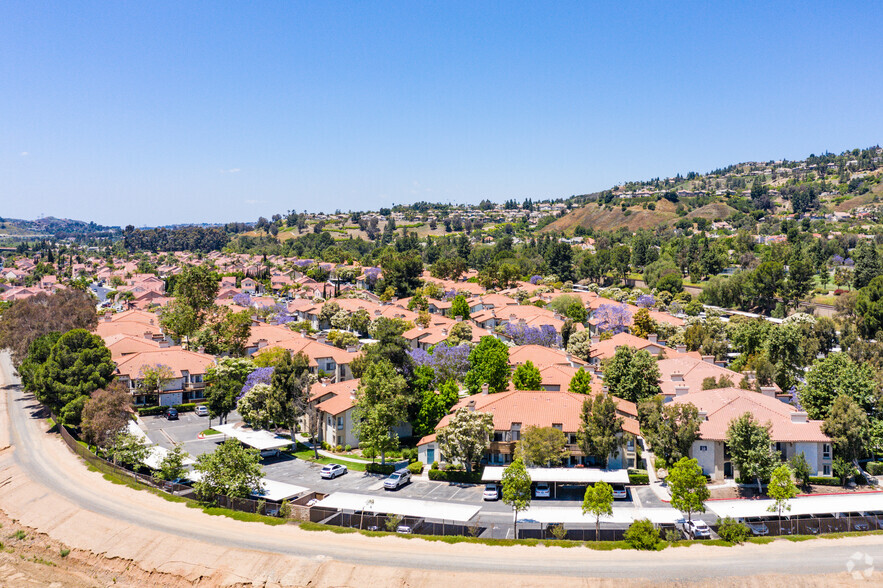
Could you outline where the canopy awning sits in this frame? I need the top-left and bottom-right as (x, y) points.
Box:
(315, 492), (480, 522)
(517, 506), (683, 524)
(481, 466), (630, 484)
(213, 423), (293, 451)
(708, 493), (883, 519)
(251, 479), (309, 502)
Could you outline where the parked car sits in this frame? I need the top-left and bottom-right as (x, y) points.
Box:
(684, 519), (711, 539)
(164, 407), (179, 420)
(611, 483), (628, 500)
(864, 511), (883, 530)
(320, 463), (348, 479)
(838, 512), (869, 531)
(483, 483), (500, 501)
(396, 524), (413, 534)
(534, 482), (551, 498)
(260, 448), (281, 459)
(790, 514), (819, 534)
(742, 517), (769, 536)
(195, 405), (209, 416)
(384, 469), (412, 490)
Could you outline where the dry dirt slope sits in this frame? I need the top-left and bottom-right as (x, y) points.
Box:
(542, 200), (737, 233)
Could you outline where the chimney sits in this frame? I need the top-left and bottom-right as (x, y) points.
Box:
(591, 335), (600, 346)
(159, 340), (170, 349)
(456, 316), (463, 322)
(565, 352), (576, 368)
(674, 384), (690, 396)
(467, 399), (477, 411)
(698, 410), (708, 421)
(197, 346), (205, 354)
(257, 338), (268, 349)
(790, 411), (808, 423)
(441, 328), (448, 337)
(671, 371), (684, 382)
(509, 313), (517, 322)
(676, 344), (687, 354)
(104, 311), (112, 322)
(481, 383), (489, 395)
(702, 355), (715, 364)
(648, 334), (657, 344)
(143, 331), (154, 340)
(317, 336), (327, 345)
(374, 309), (382, 316)
(346, 345), (359, 353)
(760, 386), (777, 398)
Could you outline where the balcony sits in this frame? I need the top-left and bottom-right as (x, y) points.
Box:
(183, 381), (205, 391)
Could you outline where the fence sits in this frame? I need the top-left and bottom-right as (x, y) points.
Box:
(711, 514), (883, 538)
(55, 419), (292, 518)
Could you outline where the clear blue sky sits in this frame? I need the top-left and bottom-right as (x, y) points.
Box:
(2, 1), (882, 227)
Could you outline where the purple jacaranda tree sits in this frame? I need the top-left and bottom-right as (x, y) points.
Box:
(239, 367), (274, 400)
(832, 254), (844, 266)
(594, 303), (632, 335)
(636, 294), (655, 308)
(442, 289), (457, 301)
(529, 275), (543, 285)
(844, 257), (854, 267)
(294, 259), (314, 269)
(504, 323), (561, 347)
(407, 344), (472, 385)
(269, 302), (295, 325)
(232, 292), (253, 307)
(364, 267), (381, 288)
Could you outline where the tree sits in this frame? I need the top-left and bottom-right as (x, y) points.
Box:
(450, 295), (470, 319)
(823, 395), (869, 463)
(193, 440), (264, 501)
(630, 308), (655, 339)
(353, 360), (409, 464)
(582, 481), (614, 541)
(137, 363), (174, 403)
(667, 457), (709, 522)
(853, 241), (881, 290)
(512, 361), (542, 390)
(195, 307), (252, 355)
(464, 336), (510, 394)
(502, 458), (532, 538)
(855, 275), (883, 339)
(155, 443), (188, 482)
(158, 299), (200, 342)
(37, 329), (114, 426)
(107, 429), (148, 468)
(380, 251), (423, 297)
(0, 289), (97, 366)
(18, 332), (61, 397)
(270, 351), (312, 441)
(446, 321), (473, 347)
(726, 413), (777, 494)
(436, 407), (494, 473)
(565, 330), (592, 362)
(766, 464), (797, 529)
(80, 381), (133, 449)
(356, 317), (413, 374)
(637, 397), (702, 465)
(578, 394), (623, 467)
(237, 383), (276, 429)
(517, 426), (569, 467)
(799, 353), (877, 420)
(174, 264), (220, 318)
(601, 346), (661, 403)
(789, 453), (812, 491)
(205, 357), (254, 424)
(784, 258), (814, 308)
(568, 368), (593, 395)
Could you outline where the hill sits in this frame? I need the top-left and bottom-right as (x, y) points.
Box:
(541, 199), (682, 233)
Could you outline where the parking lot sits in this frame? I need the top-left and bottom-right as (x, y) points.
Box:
(138, 413), (654, 514)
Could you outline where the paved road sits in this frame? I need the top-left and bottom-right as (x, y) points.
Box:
(2, 352), (883, 582)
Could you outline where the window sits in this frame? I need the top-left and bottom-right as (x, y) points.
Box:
(493, 432), (504, 442)
(327, 416), (332, 426)
(552, 423), (563, 431)
(626, 439), (635, 451)
(699, 445), (707, 452)
(337, 416), (344, 430)
(823, 444), (831, 459)
(824, 465), (831, 476)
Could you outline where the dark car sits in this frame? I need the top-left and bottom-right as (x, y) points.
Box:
(165, 407), (179, 420)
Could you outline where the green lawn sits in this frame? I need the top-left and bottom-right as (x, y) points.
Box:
(290, 448), (368, 471)
(200, 428), (221, 436)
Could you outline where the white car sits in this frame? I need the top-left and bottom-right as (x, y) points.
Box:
(684, 519), (711, 539)
(534, 482), (551, 498)
(483, 483), (500, 501)
(742, 517), (769, 536)
(195, 405), (209, 417)
(396, 524), (413, 534)
(383, 469), (412, 490)
(611, 483), (628, 500)
(320, 463), (348, 479)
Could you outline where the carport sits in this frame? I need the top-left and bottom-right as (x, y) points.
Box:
(314, 491), (481, 522)
(251, 479), (309, 502)
(708, 493), (883, 519)
(212, 423), (293, 453)
(517, 506), (681, 524)
(481, 467), (630, 499)
(128, 421), (195, 470)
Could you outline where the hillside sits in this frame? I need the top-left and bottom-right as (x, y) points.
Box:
(541, 199), (684, 233)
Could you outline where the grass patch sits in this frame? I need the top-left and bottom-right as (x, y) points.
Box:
(60, 548), (70, 557)
(31, 555), (56, 566)
(191, 503), (288, 526)
(12, 530), (26, 540)
(747, 537), (775, 544)
(290, 449), (368, 471)
(200, 428), (221, 436)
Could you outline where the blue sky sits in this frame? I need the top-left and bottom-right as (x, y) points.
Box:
(2, 1), (882, 227)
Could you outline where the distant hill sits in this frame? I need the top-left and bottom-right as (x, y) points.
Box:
(0, 216), (120, 238)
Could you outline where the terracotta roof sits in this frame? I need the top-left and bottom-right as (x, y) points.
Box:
(590, 333), (666, 361)
(256, 335), (361, 365)
(114, 348), (216, 379)
(313, 379), (361, 415)
(669, 387), (829, 443)
(508, 345), (586, 368)
(656, 355), (771, 396)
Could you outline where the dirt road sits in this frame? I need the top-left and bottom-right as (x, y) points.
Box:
(1, 350), (882, 587)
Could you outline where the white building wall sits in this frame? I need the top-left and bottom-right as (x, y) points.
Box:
(693, 439), (716, 476)
(794, 442), (822, 474)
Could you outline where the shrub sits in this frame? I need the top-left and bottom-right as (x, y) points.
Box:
(321, 441), (331, 451)
(717, 516), (749, 544)
(809, 476), (840, 486)
(628, 469), (649, 485)
(136, 406), (165, 416)
(624, 519), (660, 550)
(431, 461), (439, 470)
(867, 462), (883, 476)
(366, 463), (396, 475)
(60, 548), (70, 558)
(362, 446), (377, 459)
(173, 403), (197, 413)
(335, 445), (343, 453)
(344, 444), (352, 453)
(427, 469), (482, 484)
(407, 461), (424, 475)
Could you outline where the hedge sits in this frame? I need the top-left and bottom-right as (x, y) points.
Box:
(867, 462), (883, 476)
(628, 469), (649, 485)
(428, 469), (482, 484)
(809, 476), (840, 486)
(366, 463), (397, 475)
(407, 461), (424, 475)
(137, 403), (201, 416)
